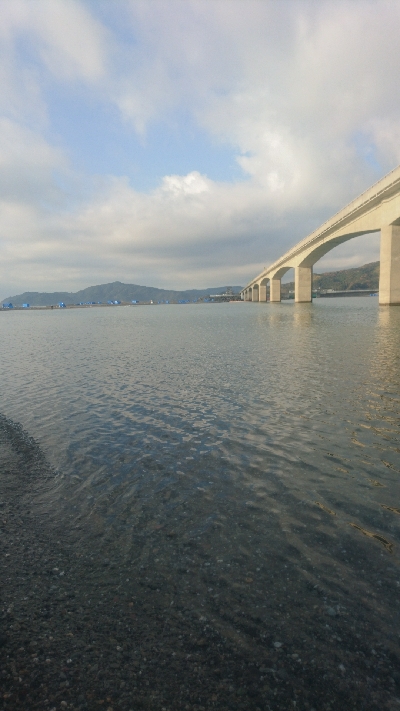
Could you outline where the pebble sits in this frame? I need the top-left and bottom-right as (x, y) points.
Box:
(1, 416), (399, 711)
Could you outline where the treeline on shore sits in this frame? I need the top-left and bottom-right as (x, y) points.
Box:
(281, 261), (379, 297)
(1, 281), (243, 308)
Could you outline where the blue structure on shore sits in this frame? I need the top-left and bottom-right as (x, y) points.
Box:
(2, 303), (13, 308)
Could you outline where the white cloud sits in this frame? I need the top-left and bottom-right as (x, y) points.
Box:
(105, 0), (400, 209)
(315, 233), (381, 272)
(1, 0), (400, 297)
(1, 0), (106, 82)
(161, 171), (210, 197)
(0, 118), (69, 203)
(0, 0), (108, 142)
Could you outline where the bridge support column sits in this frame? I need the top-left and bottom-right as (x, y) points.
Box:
(270, 278), (281, 302)
(252, 288), (259, 302)
(379, 225), (400, 305)
(259, 285), (267, 302)
(295, 266), (313, 303)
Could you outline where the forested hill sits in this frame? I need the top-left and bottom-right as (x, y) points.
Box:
(2, 282), (243, 306)
(314, 261), (379, 290)
(2, 262), (380, 305)
(281, 261), (379, 296)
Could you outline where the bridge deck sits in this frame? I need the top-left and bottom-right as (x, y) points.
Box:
(243, 164), (400, 292)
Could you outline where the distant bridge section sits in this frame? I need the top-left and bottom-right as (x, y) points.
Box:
(241, 165), (400, 305)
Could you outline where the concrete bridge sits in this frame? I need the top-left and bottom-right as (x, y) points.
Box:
(241, 165), (400, 305)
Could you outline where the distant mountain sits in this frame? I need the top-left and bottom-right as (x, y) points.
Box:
(314, 261), (379, 291)
(2, 281), (243, 306)
(3, 262), (381, 305)
(281, 261), (379, 296)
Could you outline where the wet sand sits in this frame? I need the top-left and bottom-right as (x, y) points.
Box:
(1, 416), (400, 711)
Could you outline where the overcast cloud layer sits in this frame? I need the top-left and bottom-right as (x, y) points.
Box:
(1, 0), (400, 296)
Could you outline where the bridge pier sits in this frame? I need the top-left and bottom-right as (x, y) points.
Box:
(270, 278), (281, 302)
(259, 284), (267, 301)
(252, 287), (259, 302)
(379, 225), (400, 305)
(295, 266), (313, 303)
(242, 167), (400, 305)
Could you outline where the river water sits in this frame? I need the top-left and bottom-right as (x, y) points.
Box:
(1, 299), (400, 710)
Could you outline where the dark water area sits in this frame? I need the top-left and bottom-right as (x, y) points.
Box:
(1, 300), (400, 711)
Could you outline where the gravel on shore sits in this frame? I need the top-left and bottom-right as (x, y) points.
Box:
(1, 415), (400, 711)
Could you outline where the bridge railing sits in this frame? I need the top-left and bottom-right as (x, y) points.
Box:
(242, 163), (400, 292)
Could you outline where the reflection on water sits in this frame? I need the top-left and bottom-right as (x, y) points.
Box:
(1, 299), (400, 708)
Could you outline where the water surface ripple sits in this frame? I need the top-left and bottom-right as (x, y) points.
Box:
(1, 299), (400, 710)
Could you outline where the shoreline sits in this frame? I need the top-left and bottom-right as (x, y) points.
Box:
(1, 416), (400, 710)
(0, 300), (243, 311)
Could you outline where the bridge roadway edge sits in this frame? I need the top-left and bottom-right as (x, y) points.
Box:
(242, 165), (400, 305)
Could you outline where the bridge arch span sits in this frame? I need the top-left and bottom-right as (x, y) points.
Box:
(296, 230), (377, 269)
(242, 165), (400, 305)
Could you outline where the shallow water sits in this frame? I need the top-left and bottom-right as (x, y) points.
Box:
(1, 300), (400, 537)
(1, 299), (400, 709)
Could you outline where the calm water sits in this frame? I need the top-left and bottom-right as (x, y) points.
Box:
(1, 299), (400, 707)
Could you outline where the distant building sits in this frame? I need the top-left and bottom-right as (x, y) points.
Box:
(2, 303), (13, 308)
(22, 304), (30, 308)
(209, 287), (240, 301)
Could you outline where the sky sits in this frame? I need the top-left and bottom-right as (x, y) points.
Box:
(1, 0), (400, 296)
